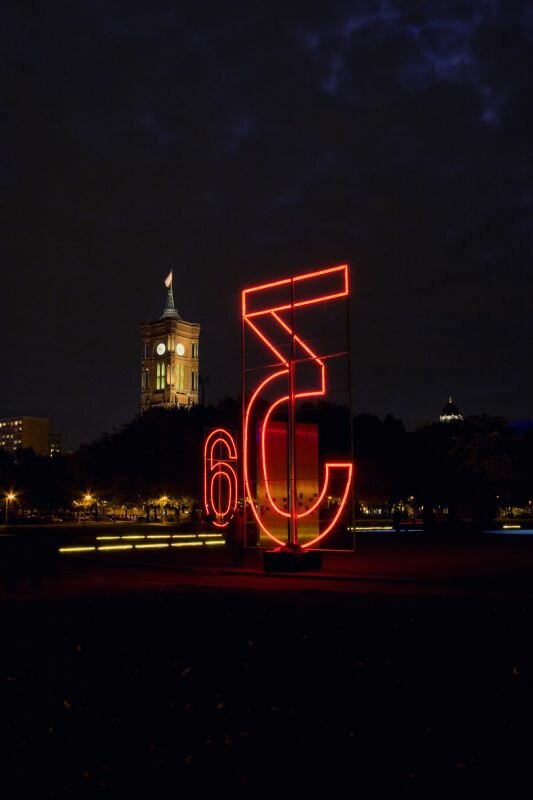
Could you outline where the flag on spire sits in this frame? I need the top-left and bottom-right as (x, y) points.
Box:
(161, 270), (180, 319)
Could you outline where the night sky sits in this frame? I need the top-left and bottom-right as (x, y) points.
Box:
(1, 1), (531, 448)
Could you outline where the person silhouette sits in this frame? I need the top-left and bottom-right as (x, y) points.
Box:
(226, 510), (245, 566)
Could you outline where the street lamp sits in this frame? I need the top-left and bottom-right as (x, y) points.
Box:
(83, 493), (94, 521)
(5, 492), (16, 525)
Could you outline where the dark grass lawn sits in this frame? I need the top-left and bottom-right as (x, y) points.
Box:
(2, 583), (532, 796)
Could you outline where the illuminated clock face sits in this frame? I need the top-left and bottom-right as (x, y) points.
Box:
(176, 343), (185, 356)
(156, 342), (166, 356)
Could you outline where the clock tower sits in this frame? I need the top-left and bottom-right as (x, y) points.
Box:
(140, 273), (201, 410)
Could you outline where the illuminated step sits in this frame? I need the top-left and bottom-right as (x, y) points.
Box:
(171, 541), (203, 548)
(97, 544), (133, 551)
(60, 538), (226, 555)
(134, 543), (169, 550)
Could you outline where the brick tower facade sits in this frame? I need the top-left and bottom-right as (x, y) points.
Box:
(140, 274), (200, 409)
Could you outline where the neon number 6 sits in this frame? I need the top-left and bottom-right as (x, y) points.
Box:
(203, 428), (238, 528)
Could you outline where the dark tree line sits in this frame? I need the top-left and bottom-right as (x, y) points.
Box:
(1, 400), (531, 525)
(353, 414), (532, 525)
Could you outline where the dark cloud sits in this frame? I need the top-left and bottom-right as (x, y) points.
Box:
(1, 0), (531, 445)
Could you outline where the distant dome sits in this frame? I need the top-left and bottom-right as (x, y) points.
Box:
(439, 396), (463, 423)
(442, 399), (460, 416)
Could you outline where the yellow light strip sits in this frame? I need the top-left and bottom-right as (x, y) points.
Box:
(134, 543), (169, 550)
(96, 535), (121, 540)
(349, 526), (394, 531)
(171, 534), (197, 539)
(121, 535), (145, 540)
(97, 544), (133, 551)
(171, 541), (203, 548)
(59, 546), (96, 553)
(204, 540), (225, 546)
(503, 525), (521, 529)
(146, 534), (171, 539)
(198, 533), (223, 539)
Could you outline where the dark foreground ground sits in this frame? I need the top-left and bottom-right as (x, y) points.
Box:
(2, 532), (533, 796)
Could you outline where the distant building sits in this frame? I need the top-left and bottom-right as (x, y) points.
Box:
(49, 432), (61, 456)
(439, 397), (463, 423)
(0, 416), (50, 455)
(140, 272), (200, 410)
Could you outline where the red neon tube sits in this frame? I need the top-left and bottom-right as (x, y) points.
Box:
(242, 265), (353, 548)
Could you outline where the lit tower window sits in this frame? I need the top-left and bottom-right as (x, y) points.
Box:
(156, 362), (166, 390)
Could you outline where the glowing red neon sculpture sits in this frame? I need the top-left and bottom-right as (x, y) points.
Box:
(203, 428), (238, 528)
(242, 264), (353, 548)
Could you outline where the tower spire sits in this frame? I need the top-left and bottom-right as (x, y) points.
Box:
(160, 271), (180, 319)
